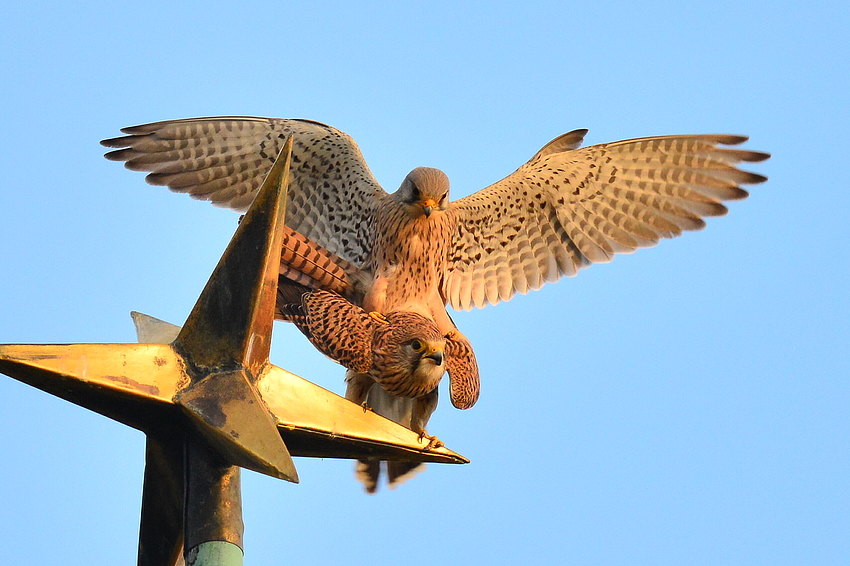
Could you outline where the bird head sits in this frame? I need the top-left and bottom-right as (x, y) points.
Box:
(372, 311), (447, 398)
(407, 337), (445, 368)
(397, 167), (450, 219)
(402, 335), (446, 395)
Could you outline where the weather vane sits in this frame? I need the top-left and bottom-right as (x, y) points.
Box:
(0, 138), (467, 566)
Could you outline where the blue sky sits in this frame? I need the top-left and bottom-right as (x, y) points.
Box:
(1, 2), (847, 565)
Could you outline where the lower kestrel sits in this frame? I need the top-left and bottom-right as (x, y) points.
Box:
(274, 226), (479, 491)
(278, 287), (472, 492)
(279, 289), (448, 401)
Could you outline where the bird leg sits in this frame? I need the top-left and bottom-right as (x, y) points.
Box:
(345, 370), (374, 408)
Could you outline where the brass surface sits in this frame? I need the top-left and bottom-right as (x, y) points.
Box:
(0, 134), (468, 467)
(0, 136), (468, 566)
(176, 369), (296, 480)
(0, 340), (468, 463)
(176, 134), (291, 376)
(185, 435), (244, 551)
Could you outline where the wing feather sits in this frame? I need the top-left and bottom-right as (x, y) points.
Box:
(286, 290), (374, 373)
(446, 132), (769, 310)
(445, 337), (480, 410)
(103, 116), (386, 266)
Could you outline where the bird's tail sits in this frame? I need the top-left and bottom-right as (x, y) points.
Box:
(346, 372), (435, 492)
(277, 226), (368, 301)
(366, 385), (428, 491)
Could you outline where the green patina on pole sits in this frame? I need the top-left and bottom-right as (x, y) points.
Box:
(186, 541), (244, 566)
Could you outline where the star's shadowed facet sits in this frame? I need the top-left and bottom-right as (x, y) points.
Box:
(0, 136), (467, 566)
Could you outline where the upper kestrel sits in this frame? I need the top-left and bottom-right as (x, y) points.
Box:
(102, 117), (769, 340)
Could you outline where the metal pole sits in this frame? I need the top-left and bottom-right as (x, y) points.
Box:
(184, 433), (244, 566)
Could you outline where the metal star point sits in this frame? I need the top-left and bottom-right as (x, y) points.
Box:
(0, 136), (467, 565)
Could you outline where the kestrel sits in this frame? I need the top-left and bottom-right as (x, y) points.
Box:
(278, 287), (473, 491)
(275, 226), (479, 491)
(279, 289), (447, 402)
(103, 115), (768, 490)
(274, 225), (480, 412)
(102, 117), (770, 340)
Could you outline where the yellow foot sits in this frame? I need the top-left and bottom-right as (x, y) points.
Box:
(368, 311), (389, 325)
(360, 401), (373, 413)
(417, 431), (444, 451)
(445, 328), (470, 343)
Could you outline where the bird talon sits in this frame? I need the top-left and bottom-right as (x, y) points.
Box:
(417, 432), (443, 451)
(368, 311), (389, 325)
(445, 329), (457, 340)
(360, 401), (373, 413)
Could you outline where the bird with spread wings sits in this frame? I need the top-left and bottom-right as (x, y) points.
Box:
(103, 116), (768, 490)
(102, 116), (768, 327)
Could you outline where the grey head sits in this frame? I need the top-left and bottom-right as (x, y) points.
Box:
(395, 167), (451, 218)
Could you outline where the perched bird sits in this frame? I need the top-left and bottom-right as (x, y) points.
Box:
(103, 117), (768, 487)
(274, 226), (479, 491)
(102, 117), (770, 335)
(274, 225), (480, 412)
(278, 287), (475, 491)
(279, 289), (447, 401)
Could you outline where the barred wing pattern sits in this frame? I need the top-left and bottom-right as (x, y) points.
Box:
(445, 133), (770, 311)
(274, 228), (480, 409)
(277, 225), (368, 303)
(102, 116), (385, 266)
(279, 290), (374, 373)
(444, 337), (480, 410)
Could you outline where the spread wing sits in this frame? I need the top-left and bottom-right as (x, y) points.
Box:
(102, 116), (386, 266)
(444, 131), (770, 310)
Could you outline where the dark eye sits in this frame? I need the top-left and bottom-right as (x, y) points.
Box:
(411, 185), (420, 199)
(410, 339), (424, 352)
(439, 192), (447, 204)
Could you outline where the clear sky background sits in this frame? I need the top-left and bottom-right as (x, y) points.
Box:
(1, 2), (847, 565)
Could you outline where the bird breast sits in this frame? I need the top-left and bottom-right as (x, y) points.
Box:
(371, 203), (457, 314)
(370, 347), (444, 399)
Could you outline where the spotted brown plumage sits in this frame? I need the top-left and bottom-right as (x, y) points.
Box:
(273, 225), (480, 411)
(279, 289), (448, 399)
(276, 225), (365, 302)
(103, 117), (382, 267)
(444, 133), (770, 309)
(102, 117), (769, 322)
(104, 117), (767, 486)
(273, 229), (479, 492)
(278, 288), (458, 493)
(443, 336), (479, 410)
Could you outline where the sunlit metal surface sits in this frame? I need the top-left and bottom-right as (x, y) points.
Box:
(0, 136), (468, 566)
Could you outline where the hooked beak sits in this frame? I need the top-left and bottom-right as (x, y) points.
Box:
(419, 198), (437, 218)
(423, 348), (444, 366)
